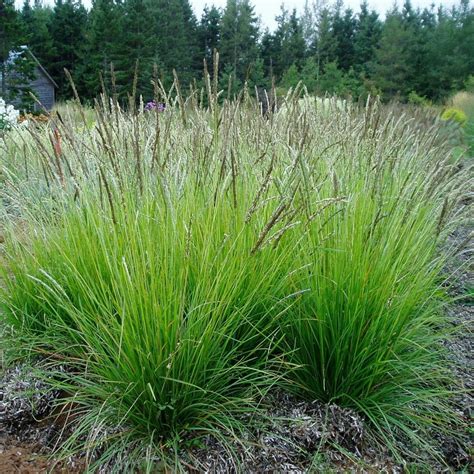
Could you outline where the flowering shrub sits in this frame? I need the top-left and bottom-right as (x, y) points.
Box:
(441, 107), (467, 127)
(0, 97), (20, 131)
(144, 100), (165, 112)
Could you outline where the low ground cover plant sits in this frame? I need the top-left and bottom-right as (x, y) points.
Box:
(0, 87), (470, 470)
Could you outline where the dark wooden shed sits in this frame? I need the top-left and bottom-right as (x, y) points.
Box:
(27, 50), (58, 111)
(1, 47), (57, 111)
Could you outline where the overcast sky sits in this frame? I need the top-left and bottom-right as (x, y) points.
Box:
(193, 1), (461, 29)
(16, 0), (463, 30)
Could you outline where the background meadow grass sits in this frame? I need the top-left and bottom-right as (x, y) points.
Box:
(449, 91), (474, 156)
(0, 88), (471, 469)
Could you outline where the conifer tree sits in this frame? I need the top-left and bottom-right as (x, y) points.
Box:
(199, 5), (222, 66)
(3, 0), (474, 103)
(353, 1), (381, 75)
(1, 0), (21, 97)
(372, 5), (413, 100)
(260, 28), (277, 79)
(311, 5), (337, 78)
(49, 0), (88, 98)
(332, 2), (356, 71)
(20, 0), (54, 67)
(149, 0), (199, 87)
(78, 0), (121, 97)
(0, 0), (35, 108)
(112, 0), (155, 99)
(220, 0), (259, 83)
(273, 7), (306, 78)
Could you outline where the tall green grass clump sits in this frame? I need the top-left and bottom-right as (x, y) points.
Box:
(284, 186), (453, 451)
(3, 186), (298, 461)
(274, 102), (469, 455)
(0, 86), (471, 467)
(0, 92), (304, 467)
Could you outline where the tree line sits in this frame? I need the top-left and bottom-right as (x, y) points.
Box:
(1, 0), (473, 105)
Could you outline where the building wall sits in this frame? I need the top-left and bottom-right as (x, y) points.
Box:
(30, 67), (55, 111)
(2, 65), (55, 112)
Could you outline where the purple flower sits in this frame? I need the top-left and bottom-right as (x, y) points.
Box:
(145, 101), (166, 112)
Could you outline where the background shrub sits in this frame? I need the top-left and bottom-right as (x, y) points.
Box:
(441, 107), (468, 126)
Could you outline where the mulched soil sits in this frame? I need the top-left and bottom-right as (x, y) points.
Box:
(438, 222), (473, 470)
(179, 392), (402, 473)
(0, 435), (84, 474)
(0, 365), (85, 473)
(0, 223), (472, 473)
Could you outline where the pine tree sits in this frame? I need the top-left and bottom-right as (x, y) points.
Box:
(271, 7), (306, 79)
(457, 0), (474, 88)
(1, 0), (472, 104)
(78, 0), (121, 97)
(247, 57), (267, 89)
(317, 60), (345, 94)
(435, 0), (474, 93)
(0, 0), (35, 107)
(142, 0), (200, 88)
(311, 5), (337, 78)
(112, 0), (155, 100)
(353, 1), (381, 75)
(49, 0), (88, 98)
(20, 0), (54, 67)
(179, 0), (201, 80)
(259, 28), (277, 80)
(372, 5), (414, 100)
(20, 0), (34, 37)
(220, 0), (259, 83)
(332, 2), (356, 71)
(416, 5), (438, 97)
(199, 5), (222, 66)
(280, 63), (300, 90)
(401, 0), (429, 96)
(1, 0), (19, 97)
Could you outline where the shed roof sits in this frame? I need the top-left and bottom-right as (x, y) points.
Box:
(7, 46), (58, 89)
(27, 49), (58, 89)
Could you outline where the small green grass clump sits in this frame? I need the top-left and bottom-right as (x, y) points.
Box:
(283, 191), (454, 452)
(0, 87), (470, 469)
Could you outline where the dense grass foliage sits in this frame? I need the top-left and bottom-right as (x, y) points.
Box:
(3, 188), (298, 441)
(0, 90), (471, 468)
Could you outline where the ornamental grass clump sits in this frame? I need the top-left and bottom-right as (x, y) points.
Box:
(0, 90), (304, 468)
(272, 102), (468, 456)
(2, 186), (297, 455)
(0, 84), (470, 468)
(283, 189), (453, 453)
